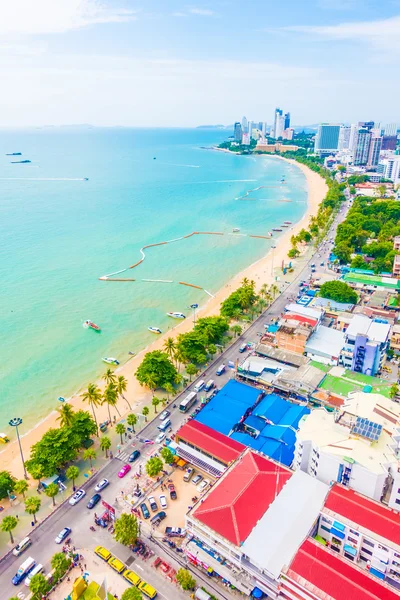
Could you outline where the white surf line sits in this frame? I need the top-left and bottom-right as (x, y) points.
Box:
(100, 268), (129, 280)
(157, 162), (200, 168)
(141, 279), (174, 283)
(203, 289), (215, 298)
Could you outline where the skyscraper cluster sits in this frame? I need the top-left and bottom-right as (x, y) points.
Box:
(233, 108), (292, 146)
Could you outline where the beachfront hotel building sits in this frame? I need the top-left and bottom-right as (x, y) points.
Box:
(293, 390), (400, 508)
(340, 314), (391, 376)
(314, 123), (341, 154)
(185, 448), (400, 599)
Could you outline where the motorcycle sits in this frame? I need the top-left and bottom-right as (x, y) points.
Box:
(90, 526), (96, 532)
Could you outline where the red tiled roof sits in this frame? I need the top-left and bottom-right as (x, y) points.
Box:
(284, 313), (318, 327)
(192, 449), (291, 546)
(324, 485), (400, 547)
(176, 420), (244, 465)
(288, 538), (400, 600)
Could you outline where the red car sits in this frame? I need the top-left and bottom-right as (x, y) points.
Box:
(118, 464), (131, 478)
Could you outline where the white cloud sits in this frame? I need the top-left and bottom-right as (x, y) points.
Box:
(0, 0), (137, 35)
(282, 15), (400, 50)
(188, 8), (215, 16)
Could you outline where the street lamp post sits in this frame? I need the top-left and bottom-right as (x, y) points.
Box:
(190, 303), (199, 326)
(9, 417), (28, 480)
(271, 245), (277, 277)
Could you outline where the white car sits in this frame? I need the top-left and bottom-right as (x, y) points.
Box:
(94, 478), (109, 492)
(155, 432), (166, 444)
(159, 494), (167, 509)
(198, 479), (210, 493)
(69, 489), (86, 506)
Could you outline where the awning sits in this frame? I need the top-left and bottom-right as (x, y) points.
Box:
(344, 545), (357, 556)
(331, 528), (345, 540)
(333, 520), (345, 531)
(251, 588), (263, 598)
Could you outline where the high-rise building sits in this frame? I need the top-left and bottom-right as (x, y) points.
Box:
(261, 122), (267, 136)
(358, 120), (375, 131)
(384, 123), (397, 137)
(234, 122), (242, 143)
(338, 125), (351, 150)
(382, 136), (398, 151)
(272, 108), (283, 138)
(314, 123), (341, 154)
(284, 112), (290, 130)
(367, 134), (383, 167)
(241, 116), (248, 134)
(354, 128), (372, 166)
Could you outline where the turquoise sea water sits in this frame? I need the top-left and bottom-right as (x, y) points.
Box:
(0, 128), (307, 432)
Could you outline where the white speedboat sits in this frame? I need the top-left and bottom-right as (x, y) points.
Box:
(232, 227), (240, 232)
(102, 357), (119, 365)
(148, 327), (162, 334)
(167, 312), (186, 319)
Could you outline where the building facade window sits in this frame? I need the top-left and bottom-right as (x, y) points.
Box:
(361, 548), (373, 556)
(362, 539), (375, 548)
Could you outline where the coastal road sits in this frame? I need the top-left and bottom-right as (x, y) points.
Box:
(0, 199), (350, 598)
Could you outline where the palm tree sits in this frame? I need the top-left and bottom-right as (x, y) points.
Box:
(56, 403), (75, 428)
(1, 515), (18, 543)
(103, 368), (117, 387)
(66, 465), (79, 491)
(260, 283), (269, 299)
(186, 363), (198, 381)
(146, 376), (157, 397)
(103, 383), (121, 421)
(25, 496), (41, 524)
(152, 397), (161, 414)
(83, 447), (97, 467)
(164, 337), (176, 360)
(116, 375), (131, 410)
(256, 298), (267, 315)
(127, 413), (138, 433)
(29, 572), (50, 599)
(241, 277), (250, 286)
(82, 383), (102, 435)
(231, 308), (242, 321)
(142, 406), (149, 422)
(164, 383), (174, 401)
(14, 479), (28, 499)
(100, 435), (111, 457)
(28, 463), (44, 487)
(270, 283), (279, 299)
(44, 482), (59, 507)
(115, 423), (126, 444)
(231, 325), (242, 338)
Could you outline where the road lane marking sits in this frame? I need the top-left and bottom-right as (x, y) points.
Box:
(136, 564), (144, 571)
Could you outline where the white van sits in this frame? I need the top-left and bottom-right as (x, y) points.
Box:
(193, 380), (205, 393)
(25, 563), (44, 587)
(13, 537), (32, 557)
(157, 418), (171, 432)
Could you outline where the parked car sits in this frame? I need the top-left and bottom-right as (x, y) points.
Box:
(168, 483), (177, 500)
(95, 478), (109, 492)
(192, 474), (202, 485)
(159, 494), (167, 509)
(150, 511), (166, 525)
(184, 467), (194, 482)
(198, 479), (210, 493)
(165, 527), (187, 538)
(55, 527), (71, 544)
(128, 450), (141, 463)
(148, 496), (158, 511)
(87, 493), (101, 509)
(118, 464), (131, 478)
(69, 489), (86, 506)
(140, 503), (150, 519)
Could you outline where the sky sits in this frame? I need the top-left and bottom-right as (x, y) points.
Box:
(0, 0), (399, 127)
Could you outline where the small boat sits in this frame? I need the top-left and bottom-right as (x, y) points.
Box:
(281, 224), (289, 227)
(153, 157), (157, 160)
(83, 320), (101, 332)
(6, 152), (22, 156)
(268, 231), (273, 236)
(281, 177), (286, 183)
(148, 327), (162, 334)
(272, 228), (283, 232)
(84, 177), (89, 181)
(102, 357), (120, 365)
(232, 228), (240, 233)
(128, 351), (136, 356)
(57, 396), (66, 403)
(284, 221), (292, 224)
(11, 159), (31, 164)
(167, 312), (186, 319)
(0, 433), (10, 444)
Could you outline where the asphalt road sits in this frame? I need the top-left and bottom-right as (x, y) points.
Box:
(0, 199), (350, 599)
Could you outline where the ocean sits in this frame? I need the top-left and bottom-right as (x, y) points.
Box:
(0, 128), (307, 431)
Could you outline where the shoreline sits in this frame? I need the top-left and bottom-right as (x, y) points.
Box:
(1, 156), (328, 479)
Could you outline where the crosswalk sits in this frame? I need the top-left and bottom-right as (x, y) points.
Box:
(116, 450), (132, 463)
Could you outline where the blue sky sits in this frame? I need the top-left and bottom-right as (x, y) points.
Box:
(0, 0), (399, 127)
